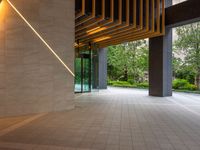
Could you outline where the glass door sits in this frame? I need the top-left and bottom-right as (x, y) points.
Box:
(75, 47), (92, 93)
(74, 57), (82, 92)
(82, 53), (91, 92)
(75, 44), (99, 93)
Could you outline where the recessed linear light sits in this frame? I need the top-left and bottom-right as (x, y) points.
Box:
(87, 27), (101, 33)
(93, 36), (111, 43)
(87, 26), (107, 35)
(74, 42), (78, 47)
(74, 42), (85, 48)
(6, 0), (75, 77)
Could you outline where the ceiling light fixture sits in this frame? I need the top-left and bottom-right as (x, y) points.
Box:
(87, 27), (101, 33)
(93, 36), (111, 43)
(87, 26), (107, 35)
(74, 42), (85, 48)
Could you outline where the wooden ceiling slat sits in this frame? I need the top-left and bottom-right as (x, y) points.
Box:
(96, 0), (150, 45)
(75, 0), (96, 27)
(99, 0), (164, 47)
(75, 0), (104, 34)
(75, 0), (165, 48)
(75, 0), (114, 34)
(77, 0), (130, 42)
(86, 0), (137, 41)
(76, 0), (123, 41)
(75, 0), (85, 19)
(99, 0), (161, 47)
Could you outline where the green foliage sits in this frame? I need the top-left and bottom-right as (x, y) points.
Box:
(137, 82), (149, 88)
(174, 22), (200, 89)
(173, 79), (189, 89)
(187, 84), (198, 91)
(108, 80), (149, 89)
(174, 67), (196, 84)
(107, 40), (148, 82)
(108, 79), (198, 91)
(108, 81), (133, 87)
(107, 22), (200, 92)
(127, 79), (134, 84)
(172, 79), (197, 91)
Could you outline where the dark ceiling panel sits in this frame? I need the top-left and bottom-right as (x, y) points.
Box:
(166, 0), (200, 28)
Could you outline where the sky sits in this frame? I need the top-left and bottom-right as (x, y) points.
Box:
(172, 0), (188, 41)
(173, 0), (187, 5)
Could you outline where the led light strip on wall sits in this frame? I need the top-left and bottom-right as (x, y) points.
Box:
(6, 0), (75, 77)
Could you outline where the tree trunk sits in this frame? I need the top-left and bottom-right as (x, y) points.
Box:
(123, 65), (128, 81)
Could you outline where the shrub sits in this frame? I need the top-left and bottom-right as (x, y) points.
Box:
(173, 79), (189, 89)
(108, 80), (149, 89)
(137, 82), (149, 88)
(107, 80), (114, 85)
(173, 79), (197, 91)
(127, 79), (134, 84)
(109, 79), (197, 91)
(186, 84), (198, 91)
(111, 81), (133, 87)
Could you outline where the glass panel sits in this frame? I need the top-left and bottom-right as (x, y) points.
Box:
(91, 48), (99, 91)
(74, 44), (99, 93)
(74, 46), (91, 93)
(75, 57), (82, 93)
(83, 56), (90, 92)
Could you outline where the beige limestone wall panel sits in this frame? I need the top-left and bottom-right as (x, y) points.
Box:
(0, 0), (75, 117)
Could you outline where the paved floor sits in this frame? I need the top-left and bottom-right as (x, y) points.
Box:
(0, 87), (200, 150)
(0, 115), (33, 131)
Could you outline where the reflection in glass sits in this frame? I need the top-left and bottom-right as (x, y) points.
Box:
(74, 44), (99, 93)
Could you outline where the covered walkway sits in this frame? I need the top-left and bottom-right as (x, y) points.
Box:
(0, 87), (200, 150)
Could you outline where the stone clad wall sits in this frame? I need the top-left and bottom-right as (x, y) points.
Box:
(0, 0), (75, 117)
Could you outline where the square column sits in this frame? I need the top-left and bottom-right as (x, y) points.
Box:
(149, 27), (172, 97)
(98, 48), (108, 89)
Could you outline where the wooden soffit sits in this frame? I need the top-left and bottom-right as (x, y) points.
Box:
(75, 0), (165, 48)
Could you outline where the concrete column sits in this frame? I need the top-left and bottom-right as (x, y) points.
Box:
(149, 27), (172, 97)
(98, 48), (107, 89)
(148, 0), (172, 97)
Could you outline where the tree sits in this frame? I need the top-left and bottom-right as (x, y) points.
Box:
(107, 45), (129, 81)
(107, 40), (148, 83)
(123, 40), (148, 82)
(174, 22), (200, 89)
